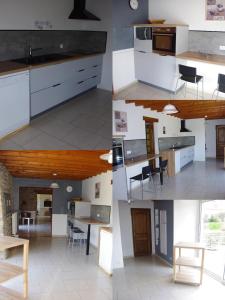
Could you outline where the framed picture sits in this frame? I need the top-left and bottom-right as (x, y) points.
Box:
(95, 182), (100, 198)
(206, 0), (225, 20)
(114, 111), (128, 132)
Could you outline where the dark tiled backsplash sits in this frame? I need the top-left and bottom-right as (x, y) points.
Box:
(123, 139), (147, 160)
(91, 205), (111, 223)
(158, 136), (195, 151)
(189, 30), (225, 56)
(0, 30), (107, 61)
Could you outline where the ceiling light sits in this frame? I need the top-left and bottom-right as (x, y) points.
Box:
(162, 104), (178, 115)
(50, 182), (60, 189)
(205, 115), (208, 118)
(53, 173), (57, 176)
(100, 150), (112, 164)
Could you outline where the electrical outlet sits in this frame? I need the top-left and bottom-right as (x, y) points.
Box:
(127, 150), (132, 155)
(219, 45), (225, 51)
(60, 43), (64, 49)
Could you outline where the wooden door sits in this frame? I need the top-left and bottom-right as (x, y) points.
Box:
(131, 208), (152, 257)
(146, 122), (155, 167)
(216, 125), (225, 158)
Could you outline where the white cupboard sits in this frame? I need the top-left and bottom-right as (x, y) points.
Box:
(0, 71), (30, 139)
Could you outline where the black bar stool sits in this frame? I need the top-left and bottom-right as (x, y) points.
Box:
(176, 64), (204, 99)
(130, 165), (155, 200)
(152, 160), (169, 183)
(212, 73), (225, 99)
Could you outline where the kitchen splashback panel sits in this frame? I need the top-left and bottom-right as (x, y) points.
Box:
(91, 205), (111, 224)
(158, 136), (195, 151)
(0, 30), (107, 61)
(123, 139), (147, 160)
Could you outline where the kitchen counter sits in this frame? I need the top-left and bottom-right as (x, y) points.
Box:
(133, 24), (188, 27)
(125, 154), (161, 167)
(0, 52), (104, 76)
(160, 145), (195, 153)
(75, 217), (109, 225)
(100, 227), (112, 234)
(176, 51), (225, 67)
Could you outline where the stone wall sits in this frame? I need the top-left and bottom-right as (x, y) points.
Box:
(0, 163), (13, 258)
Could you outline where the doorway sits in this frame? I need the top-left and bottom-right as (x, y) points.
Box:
(131, 208), (152, 257)
(216, 125), (225, 159)
(200, 200), (225, 282)
(145, 121), (155, 168)
(19, 187), (53, 238)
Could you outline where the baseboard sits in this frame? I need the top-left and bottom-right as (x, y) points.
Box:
(154, 254), (173, 268)
(113, 80), (138, 95)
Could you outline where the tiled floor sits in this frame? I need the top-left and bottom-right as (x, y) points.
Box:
(0, 88), (112, 150)
(114, 82), (225, 100)
(3, 237), (112, 300)
(130, 158), (225, 200)
(113, 256), (225, 300)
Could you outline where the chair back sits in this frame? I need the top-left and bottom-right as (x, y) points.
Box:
(218, 74), (225, 93)
(179, 64), (196, 77)
(142, 165), (153, 176)
(160, 160), (168, 169)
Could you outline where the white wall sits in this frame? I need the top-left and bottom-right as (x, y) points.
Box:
(206, 119), (225, 158)
(0, 0), (112, 90)
(118, 200), (155, 257)
(82, 171), (112, 247)
(174, 200), (200, 245)
(149, 0), (225, 31)
(113, 49), (136, 93)
(180, 119), (206, 161)
(52, 214), (67, 236)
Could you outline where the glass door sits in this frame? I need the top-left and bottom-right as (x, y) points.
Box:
(200, 200), (225, 283)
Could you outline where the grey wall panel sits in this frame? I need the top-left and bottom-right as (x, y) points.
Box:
(154, 200), (174, 265)
(13, 177), (82, 214)
(113, 0), (149, 51)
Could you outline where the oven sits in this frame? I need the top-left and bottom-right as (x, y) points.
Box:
(113, 138), (124, 171)
(152, 27), (176, 56)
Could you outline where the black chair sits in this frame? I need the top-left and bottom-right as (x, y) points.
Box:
(176, 64), (204, 99)
(153, 160), (169, 183)
(212, 73), (225, 99)
(129, 165), (155, 200)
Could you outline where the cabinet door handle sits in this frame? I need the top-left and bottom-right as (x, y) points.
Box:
(78, 80), (84, 84)
(138, 50), (147, 53)
(92, 75), (97, 79)
(52, 83), (61, 88)
(93, 65), (98, 68)
(78, 69), (85, 72)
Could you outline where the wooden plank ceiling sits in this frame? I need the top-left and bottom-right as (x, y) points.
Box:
(126, 100), (225, 120)
(0, 151), (111, 180)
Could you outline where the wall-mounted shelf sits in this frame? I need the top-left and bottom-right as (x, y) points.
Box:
(0, 236), (29, 299)
(173, 242), (205, 286)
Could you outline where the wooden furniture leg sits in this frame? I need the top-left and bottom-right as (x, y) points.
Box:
(23, 242), (29, 299)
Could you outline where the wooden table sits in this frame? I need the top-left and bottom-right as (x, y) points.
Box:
(0, 236), (29, 299)
(125, 154), (164, 185)
(75, 218), (109, 255)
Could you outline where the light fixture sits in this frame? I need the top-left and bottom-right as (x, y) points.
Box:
(100, 150), (112, 164)
(205, 115), (208, 119)
(50, 182), (60, 189)
(162, 103), (178, 115)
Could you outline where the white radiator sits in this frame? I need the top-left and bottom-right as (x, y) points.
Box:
(12, 212), (18, 236)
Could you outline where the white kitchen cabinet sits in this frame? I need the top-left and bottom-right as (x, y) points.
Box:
(99, 227), (112, 275)
(175, 146), (194, 172)
(31, 55), (103, 117)
(113, 167), (128, 201)
(0, 71), (30, 139)
(134, 51), (181, 92)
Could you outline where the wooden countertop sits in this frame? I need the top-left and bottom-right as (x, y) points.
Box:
(134, 24), (188, 27)
(176, 51), (225, 66)
(100, 227), (112, 234)
(0, 52), (104, 77)
(125, 154), (160, 167)
(75, 217), (109, 226)
(160, 145), (194, 153)
(0, 236), (29, 251)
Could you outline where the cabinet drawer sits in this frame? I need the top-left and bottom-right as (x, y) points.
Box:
(75, 75), (101, 95)
(75, 65), (102, 82)
(72, 55), (103, 71)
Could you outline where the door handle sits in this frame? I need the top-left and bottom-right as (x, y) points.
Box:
(138, 50), (147, 54)
(52, 83), (61, 88)
(78, 69), (85, 72)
